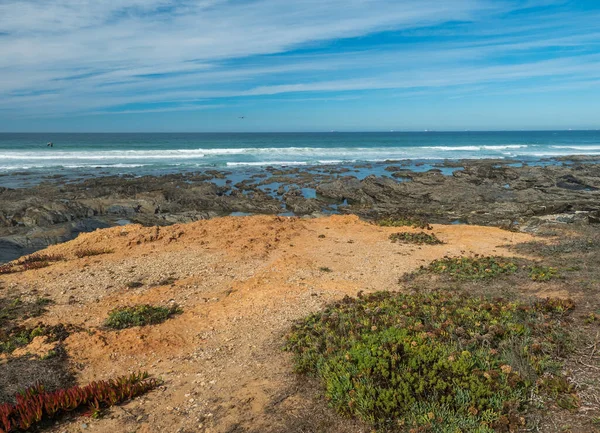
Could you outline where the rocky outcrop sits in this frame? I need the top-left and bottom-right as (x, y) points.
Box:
(1, 160), (599, 263)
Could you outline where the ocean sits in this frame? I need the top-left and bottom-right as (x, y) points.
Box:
(1, 131), (599, 188)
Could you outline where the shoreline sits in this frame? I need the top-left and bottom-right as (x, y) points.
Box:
(1, 156), (599, 263)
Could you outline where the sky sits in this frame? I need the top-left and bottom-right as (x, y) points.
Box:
(0, 0), (600, 132)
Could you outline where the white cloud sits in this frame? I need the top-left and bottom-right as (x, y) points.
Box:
(0, 0), (598, 117)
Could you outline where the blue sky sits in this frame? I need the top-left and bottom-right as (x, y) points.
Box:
(0, 0), (599, 132)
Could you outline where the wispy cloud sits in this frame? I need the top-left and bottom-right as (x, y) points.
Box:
(0, 0), (599, 120)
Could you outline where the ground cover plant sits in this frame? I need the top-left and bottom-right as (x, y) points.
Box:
(0, 372), (159, 432)
(510, 225), (599, 292)
(104, 304), (182, 329)
(0, 296), (62, 354)
(422, 256), (519, 280)
(389, 232), (443, 245)
(376, 215), (432, 230)
(529, 265), (559, 282)
(0, 254), (64, 275)
(0, 323), (69, 354)
(411, 255), (562, 283)
(74, 248), (113, 259)
(285, 290), (575, 432)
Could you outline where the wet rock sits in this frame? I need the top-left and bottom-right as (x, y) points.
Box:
(316, 177), (368, 204)
(2, 161), (600, 262)
(556, 174), (598, 191)
(283, 189), (322, 215)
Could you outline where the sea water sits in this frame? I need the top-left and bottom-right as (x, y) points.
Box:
(1, 131), (599, 187)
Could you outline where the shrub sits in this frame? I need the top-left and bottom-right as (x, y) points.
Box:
(285, 290), (575, 432)
(389, 232), (443, 245)
(104, 304), (181, 329)
(319, 267), (333, 273)
(74, 248), (113, 258)
(0, 372), (158, 432)
(424, 256), (518, 280)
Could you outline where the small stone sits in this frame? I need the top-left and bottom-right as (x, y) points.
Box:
(81, 423), (88, 429)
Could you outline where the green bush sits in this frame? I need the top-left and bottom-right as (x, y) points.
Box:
(104, 304), (181, 329)
(424, 256), (518, 280)
(389, 232), (443, 245)
(285, 290), (575, 432)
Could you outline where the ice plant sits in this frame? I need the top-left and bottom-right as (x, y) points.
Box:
(285, 290), (576, 432)
(0, 254), (64, 275)
(0, 372), (158, 432)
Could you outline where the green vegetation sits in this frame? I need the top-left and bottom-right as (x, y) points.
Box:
(319, 267), (333, 273)
(529, 265), (559, 282)
(74, 248), (114, 258)
(376, 215), (432, 230)
(423, 256), (519, 280)
(1, 324), (70, 354)
(1, 296), (55, 355)
(584, 312), (600, 324)
(389, 231), (443, 245)
(1, 296), (52, 324)
(104, 304), (182, 329)
(285, 290), (576, 432)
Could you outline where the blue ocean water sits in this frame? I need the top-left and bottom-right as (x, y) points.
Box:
(1, 131), (599, 187)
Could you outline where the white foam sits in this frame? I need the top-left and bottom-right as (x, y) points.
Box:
(0, 142), (598, 173)
(226, 161), (309, 167)
(481, 145), (528, 150)
(424, 146), (481, 151)
(62, 163), (148, 168)
(550, 145), (600, 150)
(0, 150), (207, 160)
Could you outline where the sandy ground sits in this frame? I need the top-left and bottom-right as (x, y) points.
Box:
(0, 215), (536, 433)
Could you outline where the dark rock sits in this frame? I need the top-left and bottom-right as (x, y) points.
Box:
(2, 161), (600, 262)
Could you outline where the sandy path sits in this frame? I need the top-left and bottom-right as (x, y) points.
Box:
(0, 215), (533, 432)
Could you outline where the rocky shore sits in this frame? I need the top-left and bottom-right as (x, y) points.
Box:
(1, 158), (599, 263)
